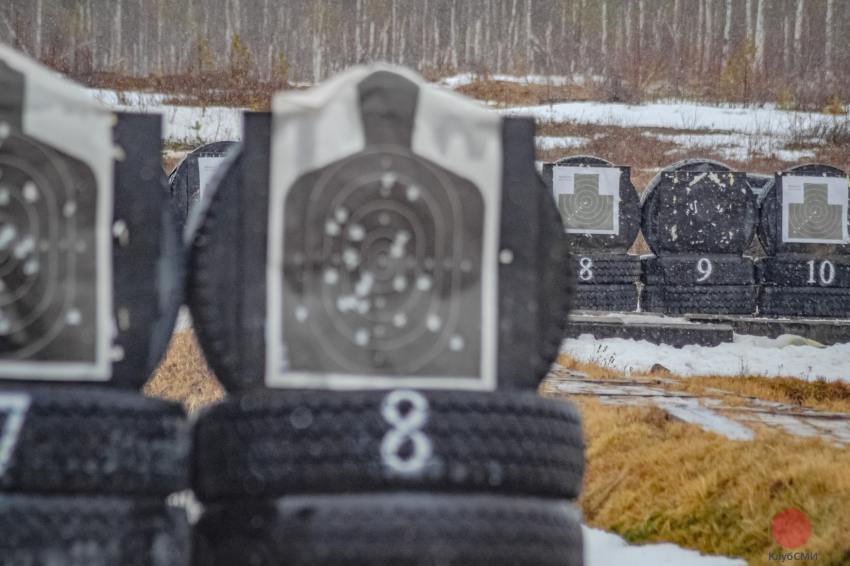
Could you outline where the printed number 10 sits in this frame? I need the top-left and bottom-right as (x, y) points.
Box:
(807, 260), (835, 285)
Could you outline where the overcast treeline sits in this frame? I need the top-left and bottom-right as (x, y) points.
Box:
(0, 0), (847, 102)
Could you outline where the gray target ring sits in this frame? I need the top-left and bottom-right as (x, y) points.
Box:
(0, 134), (97, 363)
(283, 148), (483, 376)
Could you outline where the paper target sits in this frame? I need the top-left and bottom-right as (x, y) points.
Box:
(552, 166), (620, 235)
(782, 176), (849, 244)
(276, 148), (486, 387)
(0, 133), (100, 375)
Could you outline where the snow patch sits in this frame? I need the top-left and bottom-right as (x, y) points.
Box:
(584, 527), (746, 565)
(561, 333), (850, 382)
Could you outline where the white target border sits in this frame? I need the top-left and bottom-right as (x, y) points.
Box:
(0, 45), (114, 381)
(265, 65), (502, 391)
(552, 165), (621, 235)
(781, 174), (849, 245)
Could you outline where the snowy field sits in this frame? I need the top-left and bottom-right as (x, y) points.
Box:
(584, 527), (744, 565)
(562, 332), (850, 383)
(88, 73), (846, 163)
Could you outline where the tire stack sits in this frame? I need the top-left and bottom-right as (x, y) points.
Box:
(0, 47), (189, 566)
(641, 159), (759, 315)
(188, 67), (585, 566)
(756, 164), (850, 317)
(542, 155), (642, 311)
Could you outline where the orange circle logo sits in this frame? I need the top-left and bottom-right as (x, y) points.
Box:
(771, 508), (812, 549)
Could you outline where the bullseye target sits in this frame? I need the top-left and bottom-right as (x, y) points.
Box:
(551, 166), (620, 235)
(0, 133), (100, 374)
(783, 176), (848, 244)
(278, 148), (485, 384)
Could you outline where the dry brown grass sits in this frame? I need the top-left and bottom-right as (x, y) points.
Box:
(680, 376), (850, 415)
(143, 330), (225, 413)
(456, 79), (596, 107)
(555, 395), (850, 565)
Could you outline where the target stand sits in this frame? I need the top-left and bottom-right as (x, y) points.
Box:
(757, 164), (850, 317)
(168, 141), (237, 236)
(641, 159), (758, 315)
(542, 156), (640, 311)
(0, 46), (183, 387)
(188, 66), (571, 393)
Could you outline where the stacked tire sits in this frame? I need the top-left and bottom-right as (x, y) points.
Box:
(187, 67), (585, 566)
(542, 156), (642, 311)
(641, 159), (759, 315)
(756, 164), (850, 317)
(0, 47), (189, 566)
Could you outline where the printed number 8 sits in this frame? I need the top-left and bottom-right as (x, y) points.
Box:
(578, 257), (594, 281)
(381, 389), (432, 476)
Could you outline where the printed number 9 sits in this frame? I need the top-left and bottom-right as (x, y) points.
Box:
(696, 258), (713, 282)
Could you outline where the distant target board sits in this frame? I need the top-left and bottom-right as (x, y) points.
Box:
(0, 46), (113, 381)
(551, 166), (620, 235)
(782, 175), (849, 244)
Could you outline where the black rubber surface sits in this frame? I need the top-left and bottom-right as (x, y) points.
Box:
(573, 283), (639, 312)
(188, 109), (570, 392)
(542, 155), (641, 253)
(642, 254), (755, 286)
(0, 385), (189, 495)
(193, 493), (584, 566)
(192, 389), (584, 502)
(0, 494), (189, 566)
(757, 164), (849, 257)
(759, 286), (850, 318)
(642, 285), (757, 315)
(112, 113), (185, 388)
(573, 253), (642, 284)
(641, 159), (757, 256)
(757, 255), (850, 287)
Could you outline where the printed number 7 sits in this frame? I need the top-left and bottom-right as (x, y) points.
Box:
(0, 393), (31, 478)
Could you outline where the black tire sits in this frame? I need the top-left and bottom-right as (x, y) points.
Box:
(642, 285), (757, 315)
(0, 385), (189, 495)
(573, 283), (639, 312)
(641, 159), (757, 256)
(573, 253), (642, 284)
(757, 255), (850, 287)
(757, 164), (849, 257)
(642, 255), (755, 286)
(541, 155), (641, 253)
(759, 286), (850, 318)
(193, 493), (584, 566)
(0, 494), (189, 566)
(192, 389), (584, 502)
(189, 86), (571, 393)
(168, 141), (238, 236)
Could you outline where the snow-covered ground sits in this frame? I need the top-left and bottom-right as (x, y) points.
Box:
(503, 98), (837, 136)
(584, 527), (745, 565)
(562, 333), (850, 382)
(89, 88), (244, 144)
